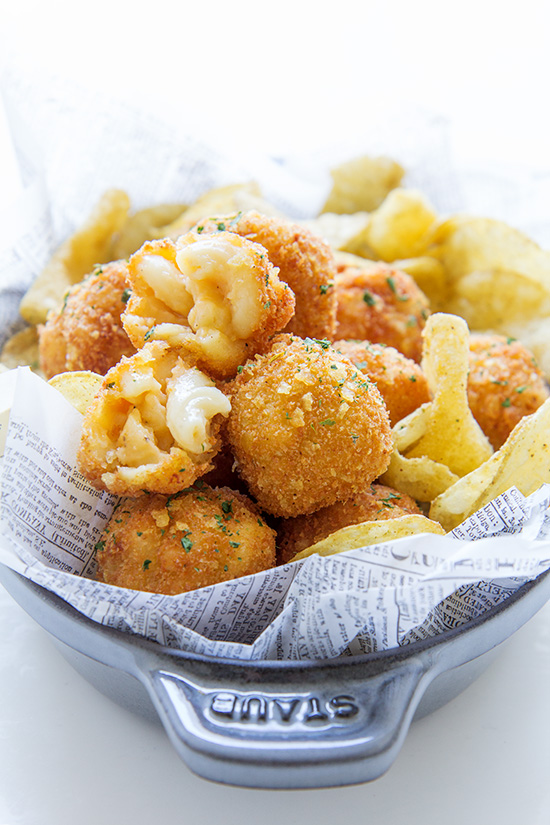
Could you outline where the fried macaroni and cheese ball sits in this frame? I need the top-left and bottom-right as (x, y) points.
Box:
(467, 333), (550, 450)
(38, 260), (136, 379)
(332, 340), (430, 425)
(77, 342), (231, 496)
(225, 335), (393, 518)
(191, 211), (337, 339)
(334, 262), (430, 362)
(96, 484), (276, 595)
(122, 230), (295, 380)
(277, 483), (422, 564)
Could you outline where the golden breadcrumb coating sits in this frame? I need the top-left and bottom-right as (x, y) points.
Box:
(190, 211), (337, 339)
(332, 339), (431, 425)
(467, 333), (550, 450)
(277, 483), (422, 564)
(225, 334), (393, 518)
(122, 230), (295, 380)
(77, 341), (231, 496)
(333, 262), (430, 362)
(38, 260), (136, 379)
(96, 483), (276, 595)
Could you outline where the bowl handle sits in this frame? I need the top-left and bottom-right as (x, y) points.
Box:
(134, 654), (434, 789)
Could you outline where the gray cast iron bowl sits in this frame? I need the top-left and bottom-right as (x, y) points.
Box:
(1, 563), (549, 789)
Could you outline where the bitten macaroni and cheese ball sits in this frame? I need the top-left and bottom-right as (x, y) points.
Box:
(225, 334), (393, 518)
(122, 230), (295, 380)
(467, 333), (550, 450)
(96, 483), (276, 595)
(77, 341), (231, 496)
(38, 260), (136, 379)
(277, 483), (422, 564)
(332, 340), (431, 425)
(333, 262), (430, 362)
(190, 211), (337, 340)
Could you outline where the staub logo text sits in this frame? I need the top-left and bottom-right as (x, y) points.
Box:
(210, 692), (359, 725)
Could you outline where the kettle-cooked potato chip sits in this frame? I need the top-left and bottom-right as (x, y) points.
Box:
(393, 313), (493, 477)
(429, 397), (550, 531)
(289, 514), (446, 561)
(444, 268), (550, 329)
(429, 216), (550, 330)
(363, 188), (438, 262)
(391, 255), (448, 310)
(301, 212), (371, 252)
(321, 155), (404, 215)
(379, 448), (459, 502)
(48, 371), (103, 415)
(161, 183), (283, 238)
(430, 216), (550, 290)
(111, 203), (188, 259)
(0, 326), (41, 373)
(20, 189), (130, 325)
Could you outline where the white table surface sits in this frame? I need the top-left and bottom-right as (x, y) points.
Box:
(1, 4), (550, 822)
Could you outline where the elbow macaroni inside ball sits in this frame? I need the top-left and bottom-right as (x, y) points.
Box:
(166, 364), (231, 454)
(127, 232), (291, 377)
(77, 342), (231, 495)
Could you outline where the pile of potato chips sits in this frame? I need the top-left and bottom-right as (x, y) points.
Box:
(3, 154), (550, 554)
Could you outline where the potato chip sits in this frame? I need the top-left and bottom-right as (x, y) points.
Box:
(161, 183), (283, 238)
(20, 189), (130, 325)
(289, 514), (446, 561)
(396, 313), (493, 477)
(339, 219), (377, 258)
(391, 256), (448, 310)
(48, 371), (103, 415)
(443, 268), (550, 329)
(333, 250), (378, 268)
(321, 155), (404, 215)
(111, 203), (188, 259)
(301, 212), (371, 252)
(429, 397), (550, 531)
(430, 216), (550, 289)
(379, 449), (459, 502)
(0, 326), (41, 373)
(430, 216), (550, 322)
(363, 189), (438, 262)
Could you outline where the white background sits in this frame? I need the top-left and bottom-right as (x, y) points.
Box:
(1, 2), (550, 823)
